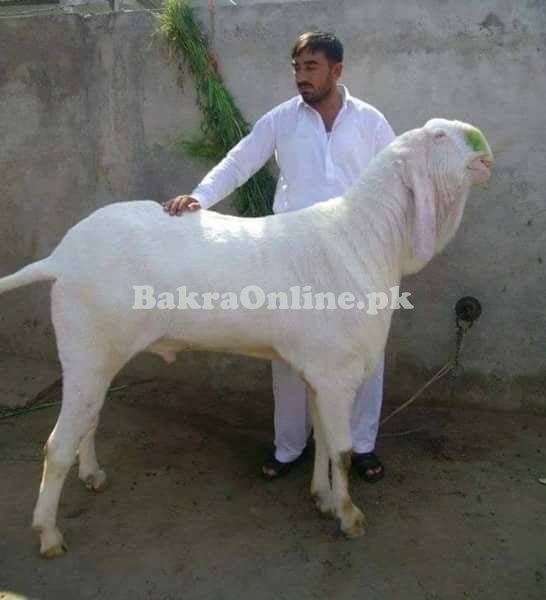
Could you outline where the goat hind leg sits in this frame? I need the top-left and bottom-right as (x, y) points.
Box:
(32, 369), (111, 558)
(78, 417), (108, 492)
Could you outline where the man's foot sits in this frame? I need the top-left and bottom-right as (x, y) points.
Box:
(261, 449), (306, 479)
(352, 451), (385, 483)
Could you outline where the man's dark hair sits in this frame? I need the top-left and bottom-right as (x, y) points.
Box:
(291, 32), (344, 64)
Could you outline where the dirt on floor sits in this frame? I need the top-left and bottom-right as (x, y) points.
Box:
(0, 379), (545, 600)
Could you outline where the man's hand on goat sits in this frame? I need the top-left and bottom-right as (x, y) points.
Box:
(163, 195), (201, 216)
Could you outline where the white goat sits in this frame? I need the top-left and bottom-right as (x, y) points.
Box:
(0, 118), (492, 557)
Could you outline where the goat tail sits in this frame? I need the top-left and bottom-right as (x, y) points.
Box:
(0, 258), (57, 296)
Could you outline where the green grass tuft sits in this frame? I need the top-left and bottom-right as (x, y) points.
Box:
(158, 0), (275, 217)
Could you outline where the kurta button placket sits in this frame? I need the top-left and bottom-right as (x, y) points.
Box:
(325, 104), (347, 182)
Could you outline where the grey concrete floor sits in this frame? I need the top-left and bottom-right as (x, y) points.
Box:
(0, 379), (545, 600)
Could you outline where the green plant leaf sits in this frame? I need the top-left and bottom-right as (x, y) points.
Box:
(158, 0), (275, 216)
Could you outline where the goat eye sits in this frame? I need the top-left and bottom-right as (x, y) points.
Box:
(434, 131), (447, 140)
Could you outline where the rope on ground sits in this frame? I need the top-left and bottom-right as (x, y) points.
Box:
(380, 361), (453, 427)
(0, 378), (156, 420)
(379, 320), (471, 428)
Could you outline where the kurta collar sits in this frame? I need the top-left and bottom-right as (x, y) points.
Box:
(297, 84), (352, 112)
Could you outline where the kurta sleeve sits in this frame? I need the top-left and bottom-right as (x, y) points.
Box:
(191, 112), (277, 209)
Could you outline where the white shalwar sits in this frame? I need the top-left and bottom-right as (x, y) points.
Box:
(191, 85), (396, 462)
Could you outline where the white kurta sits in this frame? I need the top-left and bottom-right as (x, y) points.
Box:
(192, 86), (395, 213)
(190, 85), (396, 461)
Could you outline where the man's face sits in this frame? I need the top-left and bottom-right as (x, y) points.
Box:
(292, 48), (342, 104)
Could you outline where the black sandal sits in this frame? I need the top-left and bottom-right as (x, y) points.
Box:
(352, 451), (385, 483)
(261, 448), (307, 479)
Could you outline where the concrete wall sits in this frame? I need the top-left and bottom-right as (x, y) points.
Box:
(1, 0), (545, 410)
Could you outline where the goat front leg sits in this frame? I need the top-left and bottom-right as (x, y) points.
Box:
(306, 386), (334, 517)
(312, 383), (366, 539)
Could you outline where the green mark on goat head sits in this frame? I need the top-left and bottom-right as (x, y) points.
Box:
(465, 127), (490, 154)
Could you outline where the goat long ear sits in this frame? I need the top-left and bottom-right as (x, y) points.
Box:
(395, 154), (437, 264)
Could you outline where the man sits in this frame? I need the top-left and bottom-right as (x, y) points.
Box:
(163, 32), (395, 481)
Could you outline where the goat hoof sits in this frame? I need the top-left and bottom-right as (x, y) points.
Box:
(311, 492), (335, 518)
(83, 470), (108, 492)
(42, 542), (68, 559)
(341, 508), (367, 540)
(34, 526), (67, 558)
